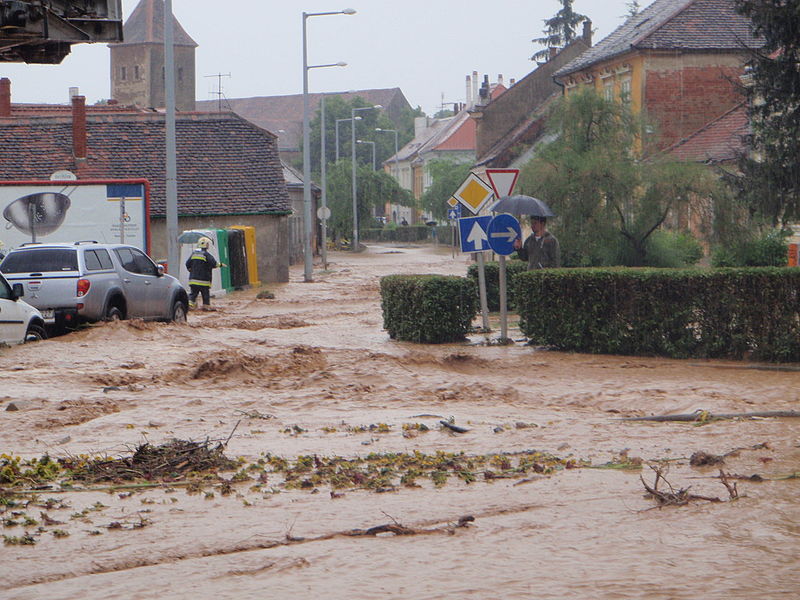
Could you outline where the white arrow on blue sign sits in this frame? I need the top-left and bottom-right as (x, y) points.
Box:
(487, 213), (522, 256)
(458, 215), (492, 253)
(447, 205), (461, 220)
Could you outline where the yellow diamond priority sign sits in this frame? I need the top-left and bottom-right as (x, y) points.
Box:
(453, 173), (493, 215)
(446, 196), (459, 208)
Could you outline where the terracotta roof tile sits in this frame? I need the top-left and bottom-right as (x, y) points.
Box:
(0, 112), (290, 217)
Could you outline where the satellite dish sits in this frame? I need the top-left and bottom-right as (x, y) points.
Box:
(50, 170), (77, 181)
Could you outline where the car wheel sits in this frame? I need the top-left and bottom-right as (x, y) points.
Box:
(171, 300), (188, 323)
(24, 323), (47, 342)
(105, 306), (124, 321)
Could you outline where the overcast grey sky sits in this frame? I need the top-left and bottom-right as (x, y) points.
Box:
(1, 0), (651, 115)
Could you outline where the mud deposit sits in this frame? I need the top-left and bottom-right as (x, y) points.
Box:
(1, 244), (798, 599)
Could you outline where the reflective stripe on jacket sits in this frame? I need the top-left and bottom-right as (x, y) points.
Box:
(185, 248), (217, 283)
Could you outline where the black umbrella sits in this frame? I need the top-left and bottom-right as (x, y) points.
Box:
(489, 195), (555, 217)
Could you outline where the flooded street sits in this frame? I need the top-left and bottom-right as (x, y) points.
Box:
(1, 243), (799, 599)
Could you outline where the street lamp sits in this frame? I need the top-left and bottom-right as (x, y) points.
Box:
(356, 139), (376, 171)
(374, 127), (398, 225)
(351, 104), (381, 251)
(302, 8), (355, 283)
(375, 128), (399, 169)
(335, 116), (360, 162)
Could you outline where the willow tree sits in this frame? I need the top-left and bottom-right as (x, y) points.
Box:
(519, 89), (714, 266)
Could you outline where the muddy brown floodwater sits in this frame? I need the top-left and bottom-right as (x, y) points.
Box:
(1, 243), (799, 600)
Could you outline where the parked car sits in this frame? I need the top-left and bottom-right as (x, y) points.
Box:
(0, 241), (189, 331)
(0, 271), (46, 344)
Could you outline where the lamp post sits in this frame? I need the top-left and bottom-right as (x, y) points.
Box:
(356, 139), (376, 170)
(335, 116), (360, 162)
(374, 128), (399, 172)
(351, 104), (381, 251)
(375, 127), (398, 226)
(302, 8), (355, 283)
(164, 0), (179, 276)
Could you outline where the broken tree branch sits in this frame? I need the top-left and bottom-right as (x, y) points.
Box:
(621, 410), (800, 423)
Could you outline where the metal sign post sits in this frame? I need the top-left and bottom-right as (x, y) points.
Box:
(458, 215), (492, 331)
(119, 196), (126, 244)
(487, 213), (521, 343)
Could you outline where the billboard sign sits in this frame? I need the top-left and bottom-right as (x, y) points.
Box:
(0, 180), (149, 253)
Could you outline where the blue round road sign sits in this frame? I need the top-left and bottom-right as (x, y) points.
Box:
(487, 213), (521, 256)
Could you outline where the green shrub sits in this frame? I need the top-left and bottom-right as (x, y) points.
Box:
(514, 267), (800, 361)
(643, 231), (704, 267)
(467, 260), (528, 311)
(380, 274), (478, 343)
(711, 230), (789, 267)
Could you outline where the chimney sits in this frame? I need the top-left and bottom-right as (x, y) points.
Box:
(68, 86), (79, 100)
(0, 78), (11, 117)
(472, 71), (479, 107)
(479, 74), (490, 101)
(497, 74), (504, 87)
(509, 78), (516, 86)
(583, 20), (593, 45)
(465, 74), (472, 107)
(72, 95), (87, 161)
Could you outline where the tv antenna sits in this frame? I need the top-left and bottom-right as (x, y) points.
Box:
(205, 73), (231, 112)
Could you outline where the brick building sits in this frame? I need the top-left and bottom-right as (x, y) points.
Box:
(553, 0), (761, 151)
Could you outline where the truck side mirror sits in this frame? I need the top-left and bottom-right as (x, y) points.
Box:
(11, 283), (24, 298)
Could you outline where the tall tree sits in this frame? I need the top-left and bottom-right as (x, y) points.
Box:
(519, 89), (714, 266)
(734, 0), (800, 226)
(531, 0), (587, 63)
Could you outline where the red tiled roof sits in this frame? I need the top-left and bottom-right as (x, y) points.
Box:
(433, 112), (475, 151)
(116, 0), (197, 47)
(6, 102), (150, 117)
(0, 111), (290, 217)
(662, 102), (749, 163)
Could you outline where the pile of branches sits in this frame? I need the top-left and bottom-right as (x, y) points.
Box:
(641, 464), (738, 508)
(71, 439), (237, 483)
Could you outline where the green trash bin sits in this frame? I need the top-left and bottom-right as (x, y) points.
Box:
(213, 228), (233, 292)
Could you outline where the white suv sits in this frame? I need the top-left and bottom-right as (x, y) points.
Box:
(0, 271), (46, 344)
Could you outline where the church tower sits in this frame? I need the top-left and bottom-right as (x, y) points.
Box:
(110, 0), (197, 111)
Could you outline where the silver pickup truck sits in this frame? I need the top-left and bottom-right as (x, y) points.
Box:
(0, 241), (189, 331)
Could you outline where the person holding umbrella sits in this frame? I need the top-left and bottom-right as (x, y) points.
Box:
(491, 195), (561, 269)
(514, 215), (560, 269)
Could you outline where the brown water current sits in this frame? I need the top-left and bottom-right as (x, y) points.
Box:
(1, 244), (798, 599)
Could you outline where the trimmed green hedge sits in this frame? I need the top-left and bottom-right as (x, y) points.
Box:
(513, 267), (800, 361)
(381, 274), (478, 343)
(467, 260), (528, 311)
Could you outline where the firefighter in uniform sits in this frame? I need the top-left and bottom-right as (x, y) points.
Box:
(185, 237), (222, 308)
